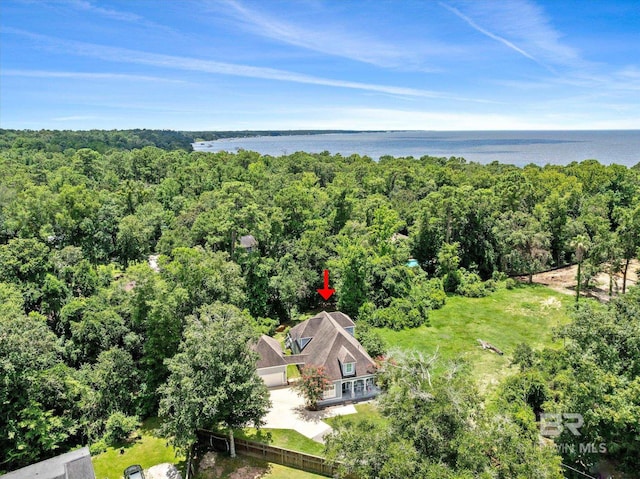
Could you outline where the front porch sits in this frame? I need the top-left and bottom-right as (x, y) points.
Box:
(319, 376), (379, 407)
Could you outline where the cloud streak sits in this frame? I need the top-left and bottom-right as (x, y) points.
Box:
(205, 0), (442, 70)
(64, 0), (147, 24)
(2, 69), (188, 83)
(440, 0), (587, 75)
(440, 3), (537, 62)
(4, 28), (491, 103)
(22, 0), (179, 34)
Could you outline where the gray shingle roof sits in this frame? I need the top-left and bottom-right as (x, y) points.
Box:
(252, 335), (287, 368)
(1, 447), (95, 479)
(252, 335), (305, 368)
(288, 311), (375, 381)
(239, 235), (258, 248)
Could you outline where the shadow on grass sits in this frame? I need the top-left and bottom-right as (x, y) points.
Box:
(234, 428), (274, 445)
(140, 416), (163, 435)
(194, 451), (273, 479)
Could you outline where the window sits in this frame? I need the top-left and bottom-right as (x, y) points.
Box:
(343, 362), (355, 375)
(323, 384), (337, 399)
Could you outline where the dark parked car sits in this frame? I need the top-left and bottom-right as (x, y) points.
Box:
(124, 465), (145, 479)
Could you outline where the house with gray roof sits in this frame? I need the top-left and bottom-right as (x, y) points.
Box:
(253, 312), (379, 404)
(274, 311), (379, 406)
(0, 447), (95, 479)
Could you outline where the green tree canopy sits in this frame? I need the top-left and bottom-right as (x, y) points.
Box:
(158, 303), (270, 456)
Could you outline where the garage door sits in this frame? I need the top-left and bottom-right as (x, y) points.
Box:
(260, 372), (285, 387)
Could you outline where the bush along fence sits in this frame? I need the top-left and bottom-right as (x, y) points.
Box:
(196, 429), (344, 477)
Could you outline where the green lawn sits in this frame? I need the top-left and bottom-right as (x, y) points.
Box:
(92, 417), (185, 479)
(376, 284), (573, 389)
(324, 403), (385, 429)
(264, 463), (328, 478)
(286, 363), (300, 380)
(236, 428), (325, 456)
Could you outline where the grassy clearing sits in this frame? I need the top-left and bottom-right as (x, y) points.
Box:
(92, 417), (185, 479)
(375, 284), (573, 389)
(236, 428), (324, 456)
(196, 451), (327, 478)
(324, 402), (385, 429)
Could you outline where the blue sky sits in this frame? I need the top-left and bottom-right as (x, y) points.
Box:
(1, 0), (639, 130)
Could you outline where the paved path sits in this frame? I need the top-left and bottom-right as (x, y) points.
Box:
(263, 387), (357, 443)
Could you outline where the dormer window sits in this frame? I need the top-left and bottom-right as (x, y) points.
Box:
(342, 362), (355, 376)
(299, 337), (311, 350)
(338, 345), (356, 377)
(344, 326), (355, 336)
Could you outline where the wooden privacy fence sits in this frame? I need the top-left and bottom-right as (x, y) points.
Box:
(197, 429), (339, 477)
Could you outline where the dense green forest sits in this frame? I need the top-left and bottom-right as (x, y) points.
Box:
(0, 129), (369, 153)
(1, 129), (639, 476)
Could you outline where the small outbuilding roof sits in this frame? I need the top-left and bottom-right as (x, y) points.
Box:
(1, 447), (95, 479)
(239, 235), (258, 248)
(391, 232), (409, 242)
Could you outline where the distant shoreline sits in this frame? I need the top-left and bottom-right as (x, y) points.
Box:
(192, 130), (640, 167)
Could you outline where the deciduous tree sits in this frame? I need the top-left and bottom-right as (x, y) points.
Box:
(293, 365), (332, 411)
(158, 303), (270, 456)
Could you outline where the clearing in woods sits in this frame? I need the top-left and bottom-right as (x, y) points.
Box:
(527, 259), (638, 301)
(375, 283), (573, 390)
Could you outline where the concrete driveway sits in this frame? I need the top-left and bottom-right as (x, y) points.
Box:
(263, 387), (357, 443)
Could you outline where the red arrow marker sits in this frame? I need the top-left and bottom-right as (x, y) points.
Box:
(317, 269), (335, 301)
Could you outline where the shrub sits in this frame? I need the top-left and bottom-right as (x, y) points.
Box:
(456, 269), (493, 298)
(511, 342), (534, 371)
(357, 301), (377, 324)
(505, 278), (517, 290)
(104, 411), (139, 445)
(355, 322), (388, 357)
(253, 316), (278, 335)
(89, 438), (108, 455)
(423, 278), (447, 309)
(370, 298), (428, 330)
(484, 279), (497, 292)
(443, 270), (462, 293)
(492, 271), (508, 281)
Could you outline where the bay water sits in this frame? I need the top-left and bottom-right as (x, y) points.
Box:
(193, 130), (639, 167)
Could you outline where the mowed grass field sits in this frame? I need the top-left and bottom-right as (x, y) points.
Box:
(92, 418), (185, 479)
(236, 428), (325, 456)
(375, 283), (574, 390)
(92, 419), (321, 479)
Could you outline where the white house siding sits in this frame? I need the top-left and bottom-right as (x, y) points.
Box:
(257, 365), (287, 387)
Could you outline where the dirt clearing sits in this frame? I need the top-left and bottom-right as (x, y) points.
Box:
(525, 259), (638, 301)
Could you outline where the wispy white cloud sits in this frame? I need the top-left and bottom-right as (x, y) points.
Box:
(20, 0), (177, 33)
(64, 0), (146, 23)
(204, 0), (444, 70)
(51, 115), (100, 121)
(2, 69), (187, 83)
(440, 0), (582, 72)
(439, 2), (541, 65)
(4, 28), (491, 103)
(253, 107), (640, 131)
